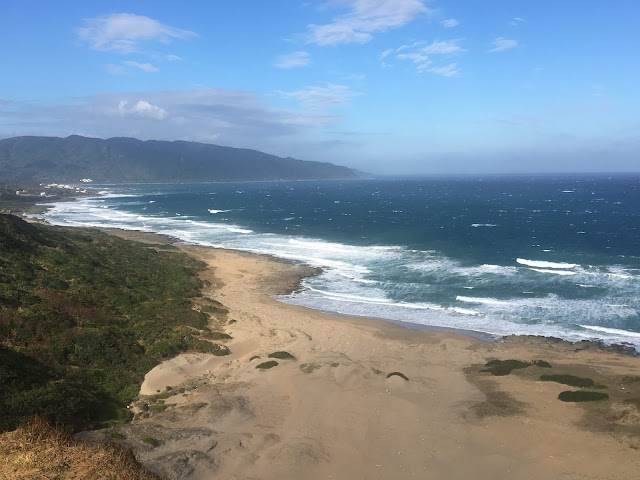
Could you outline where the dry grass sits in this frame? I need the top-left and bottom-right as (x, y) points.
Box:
(0, 418), (160, 480)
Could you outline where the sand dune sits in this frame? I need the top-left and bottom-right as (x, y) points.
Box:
(82, 234), (640, 480)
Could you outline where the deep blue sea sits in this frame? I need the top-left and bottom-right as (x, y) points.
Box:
(40, 175), (640, 348)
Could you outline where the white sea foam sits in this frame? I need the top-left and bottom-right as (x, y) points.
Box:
(471, 223), (497, 227)
(529, 268), (576, 276)
(456, 296), (509, 306)
(517, 258), (576, 269)
(579, 325), (640, 338)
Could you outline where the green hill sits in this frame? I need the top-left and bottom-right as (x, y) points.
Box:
(0, 215), (229, 432)
(0, 135), (359, 183)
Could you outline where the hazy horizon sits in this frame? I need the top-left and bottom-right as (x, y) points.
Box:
(1, 1), (639, 174)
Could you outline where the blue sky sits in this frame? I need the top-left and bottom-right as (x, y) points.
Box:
(1, 0), (639, 173)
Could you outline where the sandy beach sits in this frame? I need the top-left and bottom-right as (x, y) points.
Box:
(81, 230), (640, 480)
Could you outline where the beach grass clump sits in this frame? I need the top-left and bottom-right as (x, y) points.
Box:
(268, 351), (295, 360)
(201, 304), (229, 315)
(110, 431), (126, 440)
(149, 404), (168, 414)
(256, 361), (278, 370)
(299, 363), (320, 373)
(558, 391), (609, 402)
(201, 331), (232, 340)
(481, 360), (531, 376)
(533, 360), (552, 368)
(0, 418), (160, 479)
(387, 372), (409, 381)
(141, 437), (160, 447)
(249, 355), (260, 362)
(540, 374), (598, 388)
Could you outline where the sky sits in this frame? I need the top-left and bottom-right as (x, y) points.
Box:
(1, 0), (639, 174)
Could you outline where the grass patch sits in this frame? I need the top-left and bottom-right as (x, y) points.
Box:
(558, 391), (609, 402)
(625, 398), (640, 411)
(533, 360), (552, 368)
(540, 374), (598, 388)
(268, 351), (295, 360)
(256, 361), (278, 370)
(249, 355), (260, 362)
(110, 431), (126, 440)
(387, 372), (409, 381)
(481, 360), (531, 376)
(202, 331), (232, 340)
(141, 437), (160, 447)
(299, 363), (320, 374)
(0, 418), (159, 479)
(201, 305), (229, 315)
(0, 215), (227, 433)
(154, 244), (178, 250)
(149, 404), (168, 413)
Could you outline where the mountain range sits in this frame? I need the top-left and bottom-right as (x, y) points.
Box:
(0, 135), (360, 183)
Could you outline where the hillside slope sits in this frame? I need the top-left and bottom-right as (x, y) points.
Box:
(0, 135), (359, 183)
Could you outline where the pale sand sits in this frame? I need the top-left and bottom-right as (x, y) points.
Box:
(92, 231), (640, 480)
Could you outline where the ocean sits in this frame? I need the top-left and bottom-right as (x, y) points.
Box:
(39, 175), (640, 349)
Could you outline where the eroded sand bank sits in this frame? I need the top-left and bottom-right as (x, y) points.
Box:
(84, 231), (640, 480)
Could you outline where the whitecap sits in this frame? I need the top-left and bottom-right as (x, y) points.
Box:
(517, 258), (576, 269)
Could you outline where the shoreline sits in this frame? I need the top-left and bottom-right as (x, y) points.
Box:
(99, 225), (638, 355)
(73, 226), (640, 480)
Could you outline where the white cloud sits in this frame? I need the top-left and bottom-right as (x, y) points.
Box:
(166, 54), (183, 61)
(118, 100), (167, 119)
(442, 18), (459, 28)
(427, 63), (459, 77)
(422, 40), (464, 55)
(393, 39), (464, 75)
(509, 17), (525, 27)
(488, 37), (518, 52)
(123, 61), (159, 72)
(77, 13), (196, 54)
(306, 0), (431, 46)
(277, 84), (360, 110)
(0, 89), (346, 150)
(380, 49), (393, 59)
(274, 51), (311, 68)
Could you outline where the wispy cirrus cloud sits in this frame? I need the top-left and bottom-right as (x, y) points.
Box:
(388, 39), (464, 76)
(274, 51), (311, 69)
(509, 17), (525, 27)
(488, 37), (518, 52)
(76, 13), (196, 54)
(306, 0), (432, 46)
(276, 84), (360, 111)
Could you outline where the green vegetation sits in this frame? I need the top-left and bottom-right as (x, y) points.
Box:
(141, 437), (160, 447)
(540, 374), (599, 388)
(256, 361), (278, 370)
(268, 351), (295, 360)
(299, 363), (320, 374)
(201, 304), (229, 315)
(0, 135), (359, 183)
(387, 372), (409, 381)
(110, 431), (126, 440)
(249, 355), (260, 362)
(558, 391), (609, 402)
(481, 360), (531, 376)
(533, 360), (552, 368)
(0, 215), (229, 433)
(202, 330), (232, 340)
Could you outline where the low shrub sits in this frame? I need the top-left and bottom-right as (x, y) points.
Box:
(540, 374), (596, 388)
(533, 360), (552, 368)
(387, 372), (409, 381)
(141, 437), (160, 447)
(558, 391), (609, 402)
(268, 351), (295, 360)
(481, 360), (531, 376)
(256, 361), (278, 370)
